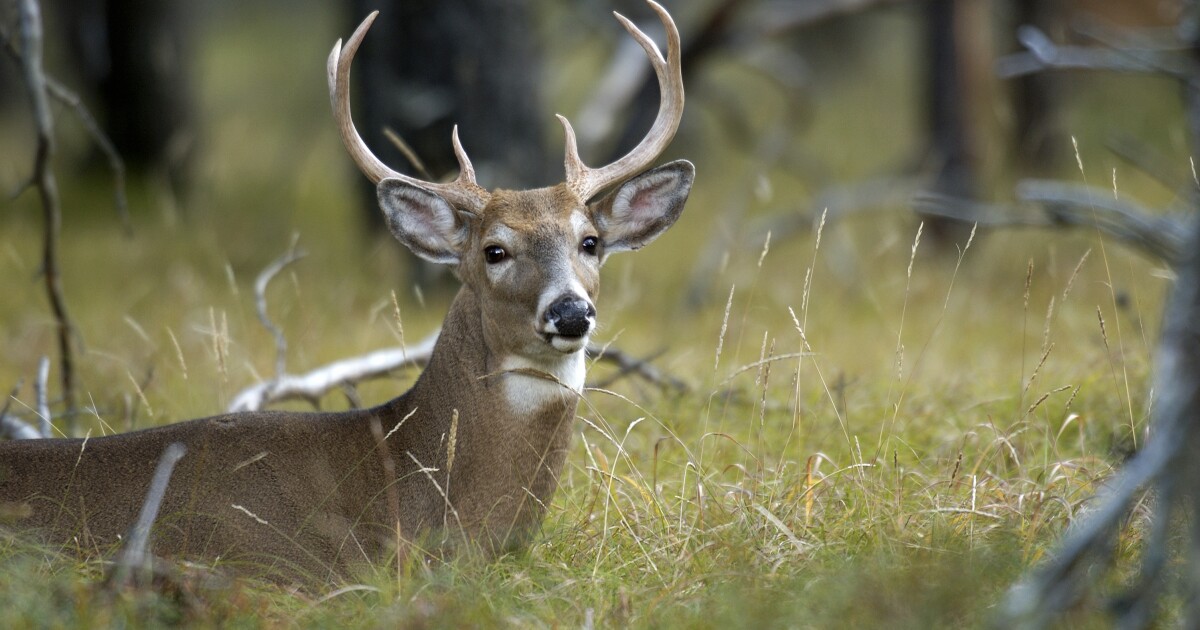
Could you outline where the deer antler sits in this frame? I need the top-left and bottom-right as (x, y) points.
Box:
(558, 0), (685, 203)
(327, 12), (491, 214)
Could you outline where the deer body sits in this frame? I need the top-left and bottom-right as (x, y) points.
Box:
(1, 274), (579, 581)
(0, 1), (692, 584)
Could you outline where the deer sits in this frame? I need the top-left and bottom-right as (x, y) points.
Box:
(0, 1), (691, 585)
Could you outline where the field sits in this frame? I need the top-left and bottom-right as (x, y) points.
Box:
(0, 2), (1187, 626)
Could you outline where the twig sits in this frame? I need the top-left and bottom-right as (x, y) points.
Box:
(253, 242), (307, 380)
(0, 381), (41, 441)
(0, 414), (41, 441)
(0, 22), (130, 231)
(13, 0), (77, 421)
(913, 181), (1190, 264)
(110, 442), (187, 587)
(997, 200), (1200, 627)
(226, 333), (440, 413)
(996, 25), (1193, 80)
(751, 0), (915, 37)
(34, 356), (50, 437)
(382, 127), (435, 182)
(226, 332), (686, 412)
(587, 345), (688, 392)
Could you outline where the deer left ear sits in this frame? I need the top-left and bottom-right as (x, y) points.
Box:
(591, 160), (694, 253)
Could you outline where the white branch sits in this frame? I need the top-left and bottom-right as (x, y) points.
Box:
(226, 332), (439, 413)
(0, 413), (41, 440)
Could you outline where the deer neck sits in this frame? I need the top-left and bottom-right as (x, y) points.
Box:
(411, 286), (586, 414)
(382, 286), (582, 545)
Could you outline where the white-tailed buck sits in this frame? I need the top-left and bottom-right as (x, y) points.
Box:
(0, 1), (691, 583)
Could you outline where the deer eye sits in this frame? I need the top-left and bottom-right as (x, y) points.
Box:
(484, 245), (507, 264)
(581, 236), (599, 256)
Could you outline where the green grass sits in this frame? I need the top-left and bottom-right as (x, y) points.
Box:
(0, 1), (1187, 626)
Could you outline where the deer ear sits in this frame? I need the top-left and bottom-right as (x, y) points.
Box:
(592, 160), (694, 253)
(378, 179), (469, 265)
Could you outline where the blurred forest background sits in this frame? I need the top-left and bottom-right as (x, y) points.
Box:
(1, 0), (1196, 626)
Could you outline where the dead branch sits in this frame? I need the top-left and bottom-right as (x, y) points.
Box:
(10, 0), (77, 421)
(110, 442), (187, 587)
(0, 381), (40, 441)
(226, 333), (440, 413)
(226, 332), (688, 413)
(1, 19), (130, 231)
(914, 180), (1190, 264)
(998, 204), (1200, 627)
(746, 176), (922, 245)
(34, 356), (50, 437)
(253, 242), (306, 380)
(996, 25), (1192, 80)
(752, 0), (917, 37)
(0, 414), (40, 441)
(587, 345), (688, 392)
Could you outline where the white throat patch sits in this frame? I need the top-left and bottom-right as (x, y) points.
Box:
(499, 352), (586, 416)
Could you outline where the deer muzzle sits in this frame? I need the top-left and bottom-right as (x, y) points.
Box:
(542, 294), (595, 349)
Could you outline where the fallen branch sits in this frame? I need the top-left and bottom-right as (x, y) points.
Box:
(996, 25), (1192, 80)
(253, 242), (306, 380)
(226, 334), (439, 413)
(0, 381), (40, 441)
(226, 333), (687, 412)
(587, 345), (688, 392)
(913, 180), (1191, 264)
(997, 200), (1200, 627)
(109, 442), (187, 587)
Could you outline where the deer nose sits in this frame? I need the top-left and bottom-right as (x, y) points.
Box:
(544, 295), (595, 337)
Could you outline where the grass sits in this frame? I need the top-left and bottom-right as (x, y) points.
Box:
(0, 1), (1186, 626)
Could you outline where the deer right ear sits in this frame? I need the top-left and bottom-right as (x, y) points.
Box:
(378, 179), (469, 265)
(592, 160), (694, 254)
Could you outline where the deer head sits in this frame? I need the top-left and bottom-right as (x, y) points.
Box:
(327, 1), (693, 371)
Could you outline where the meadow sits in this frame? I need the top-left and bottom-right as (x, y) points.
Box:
(0, 2), (1187, 626)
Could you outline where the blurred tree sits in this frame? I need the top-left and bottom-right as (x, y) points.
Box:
(348, 0), (552, 218)
(1011, 0), (1065, 171)
(55, 0), (194, 187)
(347, 0), (553, 290)
(921, 0), (979, 248)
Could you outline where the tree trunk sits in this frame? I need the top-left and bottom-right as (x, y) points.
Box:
(921, 0), (977, 249)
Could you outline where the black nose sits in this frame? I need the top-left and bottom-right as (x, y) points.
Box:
(545, 295), (595, 337)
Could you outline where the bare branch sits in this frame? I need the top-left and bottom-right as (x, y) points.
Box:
(226, 333), (439, 413)
(0, 20), (130, 231)
(751, 0), (917, 37)
(13, 0), (77, 420)
(110, 442), (187, 586)
(34, 356), (50, 437)
(42, 79), (131, 232)
(0, 414), (40, 441)
(226, 331), (688, 413)
(914, 180), (1191, 264)
(587, 346), (688, 392)
(253, 242), (306, 380)
(998, 205), (1200, 627)
(996, 25), (1193, 80)
(0, 381), (41, 441)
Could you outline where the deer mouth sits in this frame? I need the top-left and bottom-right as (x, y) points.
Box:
(543, 331), (589, 353)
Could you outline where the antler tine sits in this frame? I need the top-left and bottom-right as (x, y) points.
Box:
(561, 0), (684, 202)
(329, 12), (490, 213)
(450, 125), (477, 185)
